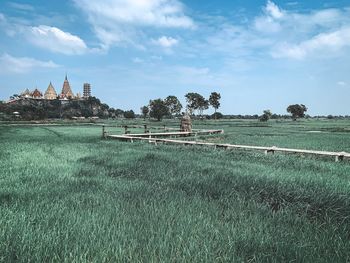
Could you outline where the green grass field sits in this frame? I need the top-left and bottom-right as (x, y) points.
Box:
(1, 119), (350, 262)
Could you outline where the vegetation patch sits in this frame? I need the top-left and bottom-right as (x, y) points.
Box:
(1, 120), (350, 262)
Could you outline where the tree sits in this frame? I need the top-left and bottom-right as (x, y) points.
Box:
(197, 97), (209, 118)
(185, 92), (198, 115)
(185, 92), (208, 117)
(149, 99), (169, 121)
(164, 95), (182, 117)
(259, 110), (272, 122)
(211, 112), (223, 119)
(123, 110), (135, 119)
(141, 106), (149, 120)
(209, 92), (221, 119)
(101, 103), (109, 111)
(115, 109), (124, 118)
(108, 108), (116, 118)
(287, 104), (307, 120)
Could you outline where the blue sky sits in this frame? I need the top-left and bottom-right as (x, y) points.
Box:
(1, 0), (350, 115)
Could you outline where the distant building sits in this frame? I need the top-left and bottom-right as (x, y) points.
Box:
(60, 75), (74, 99)
(32, 88), (43, 99)
(83, 83), (91, 98)
(15, 75), (90, 101)
(44, 82), (57, 100)
(21, 89), (31, 98)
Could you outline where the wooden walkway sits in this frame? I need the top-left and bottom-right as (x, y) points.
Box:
(107, 134), (350, 162)
(124, 130), (224, 138)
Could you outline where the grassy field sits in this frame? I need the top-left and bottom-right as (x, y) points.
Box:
(1, 119), (350, 262)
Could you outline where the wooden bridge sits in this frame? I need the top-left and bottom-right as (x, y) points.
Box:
(103, 126), (350, 162)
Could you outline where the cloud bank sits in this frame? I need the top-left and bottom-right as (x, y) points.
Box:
(0, 53), (59, 73)
(73, 0), (194, 49)
(28, 25), (88, 55)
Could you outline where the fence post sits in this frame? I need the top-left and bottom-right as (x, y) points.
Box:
(335, 154), (344, 162)
(102, 125), (106, 138)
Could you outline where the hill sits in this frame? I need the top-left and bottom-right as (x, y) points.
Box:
(0, 97), (110, 120)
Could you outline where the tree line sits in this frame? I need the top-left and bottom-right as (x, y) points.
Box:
(2, 95), (341, 121)
(259, 104), (308, 122)
(141, 92), (221, 121)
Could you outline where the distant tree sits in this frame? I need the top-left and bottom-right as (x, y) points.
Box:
(259, 110), (272, 122)
(209, 92), (221, 119)
(185, 92), (197, 115)
(141, 106), (149, 120)
(185, 92), (208, 117)
(197, 97), (209, 118)
(271, 113), (279, 119)
(87, 96), (101, 114)
(101, 103), (109, 111)
(164, 95), (182, 117)
(149, 99), (169, 121)
(108, 107), (116, 118)
(211, 112), (223, 119)
(88, 96), (101, 104)
(287, 104), (307, 120)
(123, 110), (135, 119)
(115, 109), (124, 118)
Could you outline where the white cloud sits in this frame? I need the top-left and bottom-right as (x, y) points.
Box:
(254, 1), (284, 33)
(27, 25), (88, 55)
(0, 13), (90, 55)
(254, 16), (282, 33)
(286, 2), (298, 6)
(337, 81), (346, 86)
(265, 0), (284, 19)
(254, 3), (350, 36)
(73, 0), (194, 48)
(206, 1), (350, 61)
(153, 36), (178, 47)
(272, 27), (350, 59)
(132, 57), (144, 63)
(0, 53), (59, 73)
(8, 2), (34, 11)
(73, 0), (194, 28)
(0, 12), (17, 37)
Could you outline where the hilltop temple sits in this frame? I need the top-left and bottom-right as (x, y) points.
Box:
(19, 75), (90, 100)
(44, 82), (57, 100)
(60, 75), (74, 99)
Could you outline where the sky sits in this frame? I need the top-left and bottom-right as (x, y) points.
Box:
(0, 0), (350, 115)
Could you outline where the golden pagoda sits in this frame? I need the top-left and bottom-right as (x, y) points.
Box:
(60, 75), (74, 99)
(44, 82), (57, 100)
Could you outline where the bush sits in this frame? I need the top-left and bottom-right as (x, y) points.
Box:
(124, 110), (135, 119)
(211, 112), (223, 119)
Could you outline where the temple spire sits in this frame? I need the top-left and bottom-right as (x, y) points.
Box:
(61, 74), (74, 98)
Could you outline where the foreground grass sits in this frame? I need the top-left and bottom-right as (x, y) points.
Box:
(1, 122), (350, 262)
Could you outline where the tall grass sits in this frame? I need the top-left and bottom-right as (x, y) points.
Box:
(0, 120), (350, 262)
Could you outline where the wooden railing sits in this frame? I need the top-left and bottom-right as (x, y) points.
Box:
(106, 134), (350, 162)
